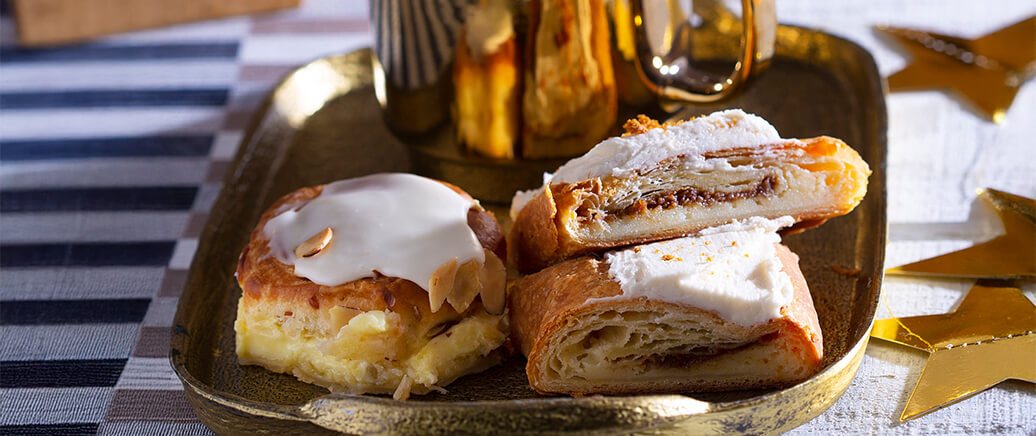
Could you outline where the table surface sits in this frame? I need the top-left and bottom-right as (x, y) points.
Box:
(1, 0), (1033, 434)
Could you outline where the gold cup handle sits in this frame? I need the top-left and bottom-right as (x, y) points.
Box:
(629, 0), (776, 103)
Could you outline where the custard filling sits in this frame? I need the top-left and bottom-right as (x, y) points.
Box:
(235, 301), (508, 397)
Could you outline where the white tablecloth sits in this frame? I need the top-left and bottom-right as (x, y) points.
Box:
(778, 1), (1036, 434)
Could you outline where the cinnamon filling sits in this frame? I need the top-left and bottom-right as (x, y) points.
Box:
(612, 175), (777, 219)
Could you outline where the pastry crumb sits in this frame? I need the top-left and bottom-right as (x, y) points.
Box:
(621, 114), (686, 136)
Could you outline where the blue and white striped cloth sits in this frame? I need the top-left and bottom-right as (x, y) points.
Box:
(1, 1), (368, 434)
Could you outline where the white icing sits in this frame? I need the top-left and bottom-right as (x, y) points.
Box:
(464, 0), (514, 62)
(600, 216), (796, 326)
(509, 172), (553, 221)
(552, 109), (785, 183)
(263, 173), (485, 290)
(509, 109), (790, 213)
(509, 187), (539, 221)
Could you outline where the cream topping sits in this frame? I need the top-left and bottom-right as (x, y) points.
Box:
(552, 109), (785, 183)
(509, 109), (791, 214)
(509, 172), (553, 221)
(263, 173), (484, 290)
(600, 216), (796, 326)
(464, 0), (514, 63)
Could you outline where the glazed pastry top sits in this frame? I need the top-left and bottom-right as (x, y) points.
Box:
(262, 173), (485, 291)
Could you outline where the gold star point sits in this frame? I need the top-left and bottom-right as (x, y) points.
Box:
(877, 17), (1036, 123)
(871, 283), (1036, 421)
(886, 188), (1036, 280)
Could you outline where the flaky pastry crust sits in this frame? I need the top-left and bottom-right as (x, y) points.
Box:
(509, 133), (871, 273)
(235, 183), (509, 397)
(454, 27), (521, 159)
(508, 244), (823, 395)
(522, 0), (616, 158)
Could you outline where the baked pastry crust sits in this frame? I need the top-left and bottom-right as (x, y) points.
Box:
(454, 1), (521, 159)
(235, 184), (508, 397)
(509, 244), (823, 395)
(509, 129), (870, 273)
(522, 0), (616, 158)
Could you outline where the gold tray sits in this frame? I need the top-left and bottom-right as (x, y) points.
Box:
(171, 25), (887, 434)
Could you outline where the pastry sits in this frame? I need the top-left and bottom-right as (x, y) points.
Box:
(235, 173), (509, 399)
(509, 217), (823, 395)
(522, 0), (616, 158)
(509, 110), (871, 273)
(454, 0), (521, 159)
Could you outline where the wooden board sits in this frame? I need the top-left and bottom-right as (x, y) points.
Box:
(12, 0), (300, 46)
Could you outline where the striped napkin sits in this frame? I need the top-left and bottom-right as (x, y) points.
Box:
(1, 1), (368, 434)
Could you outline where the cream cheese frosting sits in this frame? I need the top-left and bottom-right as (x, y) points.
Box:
(599, 216), (795, 326)
(509, 109), (790, 217)
(262, 173), (485, 291)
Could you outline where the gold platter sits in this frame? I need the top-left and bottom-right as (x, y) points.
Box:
(170, 21), (887, 435)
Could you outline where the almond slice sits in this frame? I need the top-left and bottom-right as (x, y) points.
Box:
(447, 259), (482, 313)
(294, 227), (333, 258)
(479, 250), (506, 315)
(328, 305), (362, 331)
(393, 374), (413, 401)
(428, 258), (458, 312)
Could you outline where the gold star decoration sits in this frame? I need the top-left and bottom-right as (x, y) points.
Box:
(870, 282), (1035, 421)
(877, 16), (1036, 123)
(886, 188), (1035, 280)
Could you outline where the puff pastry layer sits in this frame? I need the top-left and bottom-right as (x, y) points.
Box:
(522, 0), (616, 158)
(509, 244), (823, 395)
(509, 115), (870, 273)
(235, 183), (509, 398)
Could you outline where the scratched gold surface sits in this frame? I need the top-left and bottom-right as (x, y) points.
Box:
(170, 14), (888, 436)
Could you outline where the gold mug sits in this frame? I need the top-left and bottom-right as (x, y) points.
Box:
(620, 0), (775, 103)
(369, 0), (777, 202)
